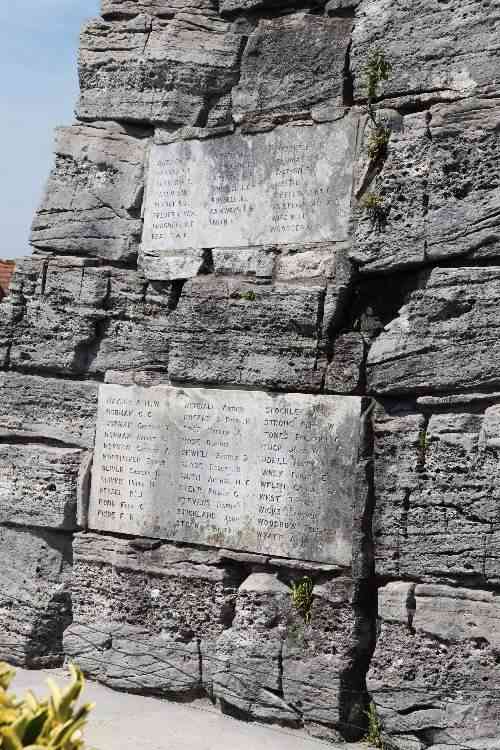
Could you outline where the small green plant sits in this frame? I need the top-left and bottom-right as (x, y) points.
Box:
(360, 192), (388, 229)
(240, 290), (256, 302)
(366, 125), (391, 162)
(231, 289), (257, 302)
(363, 50), (393, 165)
(0, 662), (94, 750)
(290, 576), (314, 624)
(364, 702), (385, 749)
(364, 49), (392, 105)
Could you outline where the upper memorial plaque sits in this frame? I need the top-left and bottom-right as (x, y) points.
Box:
(88, 385), (361, 565)
(141, 121), (357, 278)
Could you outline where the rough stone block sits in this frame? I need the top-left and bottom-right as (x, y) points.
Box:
(6, 257), (107, 376)
(0, 299), (21, 368)
(0, 444), (83, 530)
(233, 15), (352, 122)
(101, 0), (214, 17)
(0, 372), (98, 448)
(373, 403), (500, 582)
(275, 248), (338, 283)
(9, 298), (100, 376)
(367, 267), (500, 395)
(206, 575), (298, 723)
(65, 622), (201, 695)
(351, 111), (429, 273)
(426, 98), (500, 262)
(0, 525), (72, 667)
(77, 15), (243, 127)
(352, 100), (500, 273)
(209, 630), (298, 722)
(6, 261), (176, 378)
(31, 123), (147, 262)
(324, 332), (364, 394)
(168, 278), (326, 391)
(351, 0), (500, 103)
(7, 257), (47, 300)
(212, 247), (277, 278)
(88, 317), (171, 374)
(65, 532), (238, 696)
(283, 578), (357, 731)
(368, 582), (500, 747)
(325, 0), (359, 14)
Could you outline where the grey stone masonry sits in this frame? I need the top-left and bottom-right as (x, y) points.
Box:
(1, 0), (500, 748)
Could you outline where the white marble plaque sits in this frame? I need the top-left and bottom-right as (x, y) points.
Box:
(141, 121), (356, 278)
(88, 385), (361, 564)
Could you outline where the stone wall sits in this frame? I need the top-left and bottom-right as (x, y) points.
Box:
(1, 1), (500, 748)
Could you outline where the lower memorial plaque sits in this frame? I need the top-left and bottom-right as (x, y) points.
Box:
(88, 385), (361, 564)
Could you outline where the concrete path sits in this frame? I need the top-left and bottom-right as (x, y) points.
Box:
(11, 667), (368, 750)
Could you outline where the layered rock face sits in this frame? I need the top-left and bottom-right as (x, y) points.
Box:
(0, 1), (499, 748)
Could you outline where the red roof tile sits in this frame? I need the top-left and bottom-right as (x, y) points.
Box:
(0, 261), (15, 296)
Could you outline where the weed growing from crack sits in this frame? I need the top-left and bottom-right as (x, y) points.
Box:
(360, 192), (388, 229)
(231, 289), (257, 301)
(290, 576), (314, 625)
(364, 702), (385, 749)
(360, 50), (393, 224)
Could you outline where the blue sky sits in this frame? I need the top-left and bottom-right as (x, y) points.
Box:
(0, 0), (99, 259)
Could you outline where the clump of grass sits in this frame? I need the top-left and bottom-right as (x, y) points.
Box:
(366, 125), (391, 162)
(363, 50), (393, 164)
(364, 49), (392, 104)
(231, 289), (257, 301)
(360, 191), (388, 229)
(364, 702), (385, 749)
(290, 576), (314, 625)
(240, 290), (256, 301)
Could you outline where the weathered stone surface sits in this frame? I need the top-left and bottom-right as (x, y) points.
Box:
(65, 622), (202, 695)
(352, 100), (500, 273)
(283, 578), (357, 730)
(141, 121), (356, 279)
(368, 582), (500, 746)
(31, 123), (147, 262)
(5, 259), (175, 377)
(10, 299), (99, 376)
(0, 525), (72, 667)
(212, 246), (276, 278)
(0, 372), (98, 447)
(77, 15), (243, 127)
(351, 111), (428, 273)
(101, 0), (214, 17)
(0, 299), (21, 368)
(426, 98), (500, 263)
(168, 278), (326, 390)
(324, 333), (364, 394)
(274, 247), (339, 283)
(206, 575), (297, 723)
(0, 444), (82, 530)
(65, 531), (238, 695)
(325, 0), (359, 14)
(89, 384), (362, 565)
(233, 15), (352, 122)
(351, 0), (500, 103)
(373, 403), (500, 582)
(368, 267), (500, 395)
(89, 269), (175, 375)
(4, 0), (500, 743)
(7, 257), (105, 376)
(209, 630), (298, 722)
